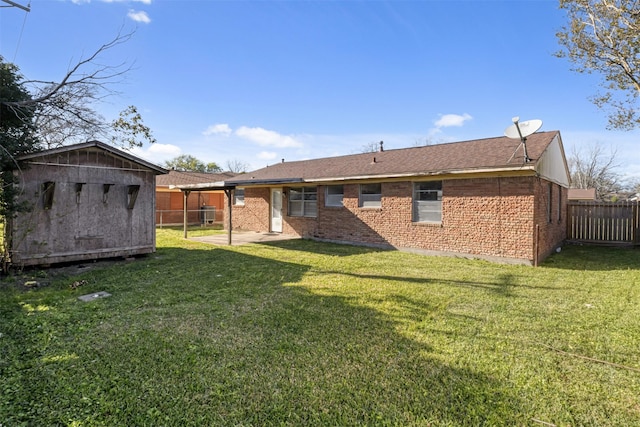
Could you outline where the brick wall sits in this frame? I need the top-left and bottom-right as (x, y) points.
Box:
(230, 176), (568, 264)
(229, 187), (270, 232)
(533, 179), (567, 263)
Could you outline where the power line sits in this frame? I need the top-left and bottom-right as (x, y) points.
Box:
(0, 0), (31, 62)
(1, 0), (31, 12)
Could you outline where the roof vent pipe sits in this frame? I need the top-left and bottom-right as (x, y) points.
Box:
(282, 158), (285, 163)
(372, 156), (377, 164)
(379, 141), (384, 152)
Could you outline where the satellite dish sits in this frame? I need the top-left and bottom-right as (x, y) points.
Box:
(504, 118), (543, 139)
(504, 117), (542, 163)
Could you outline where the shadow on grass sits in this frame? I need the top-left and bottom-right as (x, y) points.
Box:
(542, 243), (640, 271)
(256, 238), (391, 257)
(267, 237), (640, 273)
(315, 270), (560, 295)
(1, 245), (526, 426)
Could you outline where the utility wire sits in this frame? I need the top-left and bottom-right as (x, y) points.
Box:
(11, 1), (30, 62)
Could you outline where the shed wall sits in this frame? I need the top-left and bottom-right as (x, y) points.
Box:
(10, 151), (158, 266)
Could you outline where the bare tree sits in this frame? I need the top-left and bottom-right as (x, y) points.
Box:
(412, 136), (441, 147)
(360, 141), (384, 153)
(33, 82), (105, 148)
(3, 30), (154, 149)
(556, 0), (640, 130)
(225, 159), (250, 173)
(6, 31), (132, 110)
(626, 177), (640, 196)
(568, 142), (623, 200)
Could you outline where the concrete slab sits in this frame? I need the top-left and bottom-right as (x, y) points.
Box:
(78, 291), (112, 302)
(190, 231), (299, 246)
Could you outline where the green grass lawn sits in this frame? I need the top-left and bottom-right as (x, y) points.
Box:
(1, 230), (639, 426)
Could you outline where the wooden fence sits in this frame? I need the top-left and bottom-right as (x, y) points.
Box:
(567, 201), (639, 245)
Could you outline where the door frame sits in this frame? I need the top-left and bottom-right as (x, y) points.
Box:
(270, 188), (283, 233)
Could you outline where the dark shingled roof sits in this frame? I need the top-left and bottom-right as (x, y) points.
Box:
(156, 170), (238, 187)
(229, 131), (560, 185)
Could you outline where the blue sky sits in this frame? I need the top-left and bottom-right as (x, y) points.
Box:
(1, 0), (639, 179)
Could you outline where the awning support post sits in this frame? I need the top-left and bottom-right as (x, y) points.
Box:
(183, 190), (191, 239)
(224, 188), (233, 245)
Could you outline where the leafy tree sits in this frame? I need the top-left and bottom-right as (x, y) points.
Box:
(110, 105), (156, 149)
(568, 142), (623, 200)
(165, 154), (222, 173)
(0, 58), (40, 268)
(556, 0), (640, 130)
(205, 162), (222, 173)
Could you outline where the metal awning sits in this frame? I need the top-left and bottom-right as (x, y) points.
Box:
(171, 181), (237, 244)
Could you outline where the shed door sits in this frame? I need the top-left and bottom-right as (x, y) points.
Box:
(270, 188), (283, 233)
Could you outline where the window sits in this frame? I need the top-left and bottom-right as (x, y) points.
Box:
(413, 181), (442, 223)
(234, 188), (245, 206)
(359, 183), (381, 208)
(325, 185), (344, 207)
(288, 187), (317, 217)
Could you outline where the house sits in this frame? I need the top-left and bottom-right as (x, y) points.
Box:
(156, 170), (237, 226)
(227, 131), (570, 265)
(567, 188), (597, 201)
(6, 141), (167, 267)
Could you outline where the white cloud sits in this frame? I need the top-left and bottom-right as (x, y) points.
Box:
(128, 10), (151, 23)
(129, 143), (181, 165)
(257, 151), (277, 160)
(434, 113), (473, 128)
(203, 123), (232, 137)
(235, 126), (302, 148)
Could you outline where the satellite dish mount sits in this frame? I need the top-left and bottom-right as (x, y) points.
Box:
(504, 117), (542, 163)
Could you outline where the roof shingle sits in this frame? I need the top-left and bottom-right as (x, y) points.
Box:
(230, 131), (560, 184)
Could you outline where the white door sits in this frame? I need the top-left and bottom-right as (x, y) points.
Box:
(270, 188), (283, 233)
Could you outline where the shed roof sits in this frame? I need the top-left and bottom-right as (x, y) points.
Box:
(156, 170), (238, 187)
(228, 131), (562, 185)
(17, 140), (168, 174)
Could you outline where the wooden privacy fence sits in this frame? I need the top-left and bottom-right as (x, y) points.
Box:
(567, 201), (640, 245)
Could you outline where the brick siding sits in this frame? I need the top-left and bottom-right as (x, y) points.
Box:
(228, 187), (270, 232)
(230, 176), (567, 264)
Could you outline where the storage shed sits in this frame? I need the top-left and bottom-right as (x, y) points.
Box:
(6, 141), (167, 267)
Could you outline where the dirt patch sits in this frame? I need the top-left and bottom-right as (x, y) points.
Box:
(0, 257), (134, 291)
